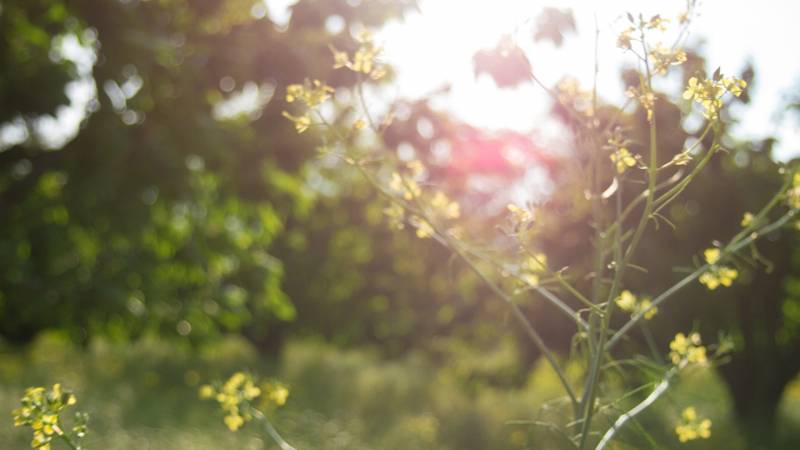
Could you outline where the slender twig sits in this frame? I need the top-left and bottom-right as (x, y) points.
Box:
(254, 409), (296, 450)
(606, 209), (798, 351)
(595, 369), (676, 450)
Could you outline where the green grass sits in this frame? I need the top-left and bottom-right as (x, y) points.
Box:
(1, 333), (799, 449)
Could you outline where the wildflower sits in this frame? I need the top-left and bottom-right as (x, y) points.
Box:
(610, 148), (637, 174)
(410, 216), (435, 239)
(638, 298), (658, 320)
(330, 29), (388, 81)
(645, 14), (669, 31)
(430, 191), (460, 220)
(649, 44), (687, 75)
(683, 75), (746, 120)
(281, 112), (312, 133)
(389, 172), (421, 200)
(12, 384), (88, 450)
(787, 171), (800, 208)
(741, 212), (754, 227)
(519, 253), (547, 287)
(675, 407), (712, 442)
(329, 45), (350, 69)
(703, 248), (721, 265)
(283, 79), (334, 108)
(615, 290), (658, 320)
(383, 203), (405, 230)
(352, 119), (367, 130)
(617, 26), (635, 49)
(615, 290), (637, 312)
(699, 247), (738, 290)
(507, 203), (533, 223)
(669, 332), (707, 365)
(199, 372), (287, 432)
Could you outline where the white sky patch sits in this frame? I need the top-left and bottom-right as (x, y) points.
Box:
(379, 0), (800, 160)
(5, 1), (799, 161)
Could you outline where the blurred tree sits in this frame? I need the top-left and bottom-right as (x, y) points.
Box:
(0, 0), (415, 345)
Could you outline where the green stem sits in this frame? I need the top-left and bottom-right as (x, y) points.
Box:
(254, 409), (296, 450)
(595, 369), (677, 450)
(606, 208), (798, 350)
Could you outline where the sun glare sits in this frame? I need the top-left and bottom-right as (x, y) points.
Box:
(376, 0), (800, 160)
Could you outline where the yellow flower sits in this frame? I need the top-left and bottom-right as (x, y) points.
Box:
(224, 413), (244, 431)
(616, 26), (635, 49)
(265, 382), (290, 406)
(741, 212), (754, 227)
(638, 298), (658, 320)
(281, 111), (312, 133)
(383, 203), (405, 230)
(199, 385), (215, 399)
(610, 148), (637, 174)
(507, 203), (533, 222)
(669, 332), (707, 365)
(329, 45), (350, 69)
(716, 267), (738, 287)
(389, 172), (421, 200)
(431, 191), (460, 220)
(676, 407), (712, 442)
(412, 216), (434, 239)
(703, 248), (721, 265)
(615, 290), (637, 312)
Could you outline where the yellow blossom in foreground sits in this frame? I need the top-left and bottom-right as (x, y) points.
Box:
(675, 407), (712, 442)
(199, 372), (287, 432)
(741, 212), (754, 227)
(430, 191), (460, 220)
(610, 148), (636, 174)
(615, 290), (637, 312)
(669, 332), (707, 365)
(507, 203), (533, 223)
(638, 298), (658, 320)
(615, 290), (658, 320)
(703, 248), (721, 265)
(683, 75), (746, 120)
(12, 384), (88, 450)
(699, 247), (738, 289)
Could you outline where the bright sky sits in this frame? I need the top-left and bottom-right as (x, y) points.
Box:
(377, 0), (800, 160)
(3, 1), (799, 161)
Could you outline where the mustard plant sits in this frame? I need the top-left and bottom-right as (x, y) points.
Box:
(199, 371), (294, 450)
(11, 384), (89, 450)
(282, 3), (800, 448)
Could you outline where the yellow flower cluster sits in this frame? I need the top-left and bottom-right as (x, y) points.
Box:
(675, 407), (712, 442)
(669, 332), (707, 365)
(520, 253), (547, 287)
(683, 75), (746, 120)
(389, 172), (421, 201)
(786, 172), (800, 209)
(740, 212), (754, 227)
(649, 44), (687, 75)
(610, 148), (637, 174)
(199, 372), (288, 432)
(12, 384), (87, 450)
(506, 203), (533, 223)
(616, 26), (635, 50)
(330, 30), (388, 81)
(430, 191), (461, 220)
(282, 79), (335, 133)
(615, 290), (658, 320)
(698, 247), (738, 290)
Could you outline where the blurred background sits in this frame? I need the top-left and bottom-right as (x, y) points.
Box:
(1, 0), (800, 448)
